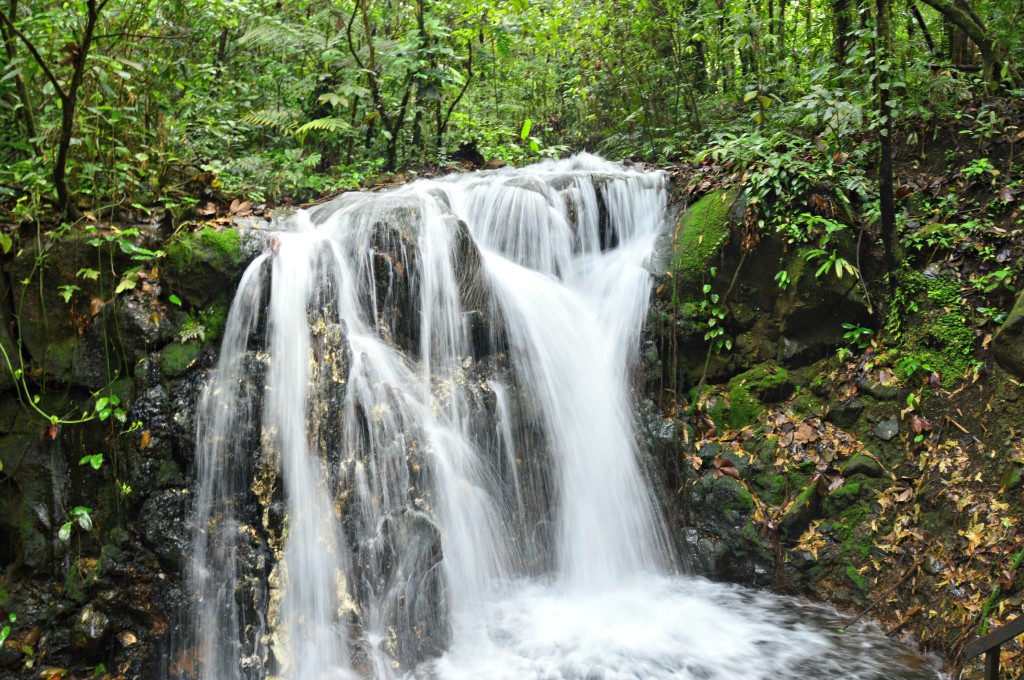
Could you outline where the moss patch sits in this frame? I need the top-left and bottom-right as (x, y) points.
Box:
(891, 272), (976, 387)
(672, 188), (739, 292)
(161, 343), (201, 378)
(165, 227), (245, 307)
(167, 227), (242, 273)
(710, 363), (793, 430)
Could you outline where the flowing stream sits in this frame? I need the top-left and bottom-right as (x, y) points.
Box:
(177, 155), (943, 679)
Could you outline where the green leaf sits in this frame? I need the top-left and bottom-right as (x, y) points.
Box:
(743, 90), (758, 103)
(75, 511), (93, 532)
(58, 284), (80, 303)
(77, 268), (100, 280)
(95, 397), (109, 412)
(58, 522), (72, 542)
(168, 294), (182, 307)
(79, 453), (104, 470)
(0, 232), (11, 255)
(115, 277), (137, 294)
(520, 118), (532, 140)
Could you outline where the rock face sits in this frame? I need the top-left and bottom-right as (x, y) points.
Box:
(653, 187), (872, 386)
(993, 290), (1024, 379)
(0, 217), (269, 677)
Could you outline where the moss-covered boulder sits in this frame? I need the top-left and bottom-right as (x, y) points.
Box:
(892, 272), (976, 387)
(993, 288), (1024, 379)
(670, 188), (741, 293)
(779, 480), (820, 539)
(705, 362), (793, 430)
(163, 226), (247, 307)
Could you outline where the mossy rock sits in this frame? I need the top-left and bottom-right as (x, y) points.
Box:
(993, 289), (1024, 379)
(893, 272), (976, 387)
(843, 451), (885, 478)
(164, 227), (245, 307)
(670, 188), (740, 293)
(161, 342), (202, 378)
(779, 480), (820, 539)
(692, 473), (756, 525)
(705, 363), (792, 430)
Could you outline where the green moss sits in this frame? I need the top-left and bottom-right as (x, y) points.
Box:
(892, 272), (976, 387)
(791, 390), (824, 417)
(845, 564), (870, 592)
(165, 227), (245, 307)
(671, 188), (739, 290)
(710, 363), (792, 430)
(161, 342), (201, 377)
(168, 226), (242, 272)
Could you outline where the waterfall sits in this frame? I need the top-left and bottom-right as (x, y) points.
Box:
(177, 155), (942, 680)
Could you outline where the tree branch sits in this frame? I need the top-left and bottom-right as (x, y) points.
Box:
(441, 40), (473, 133)
(0, 10), (66, 99)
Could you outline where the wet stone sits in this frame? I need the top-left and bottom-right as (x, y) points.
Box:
(843, 452), (885, 478)
(873, 417), (900, 441)
(71, 604), (110, 651)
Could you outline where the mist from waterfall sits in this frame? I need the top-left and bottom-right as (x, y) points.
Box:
(178, 155), (943, 680)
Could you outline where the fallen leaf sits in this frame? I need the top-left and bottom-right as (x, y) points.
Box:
(140, 430), (151, 450)
(117, 630), (138, 646)
(89, 297), (104, 318)
(1000, 186), (1015, 203)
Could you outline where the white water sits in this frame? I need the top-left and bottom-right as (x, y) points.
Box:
(181, 155), (942, 680)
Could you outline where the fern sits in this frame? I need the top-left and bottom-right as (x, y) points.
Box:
(242, 110), (352, 142)
(294, 117), (352, 141)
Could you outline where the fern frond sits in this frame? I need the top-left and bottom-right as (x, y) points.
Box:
(294, 117), (353, 137)
(241, 109), (301, 134)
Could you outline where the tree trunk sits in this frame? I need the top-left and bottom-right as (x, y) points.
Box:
(833, 0), (852, 66)
(875, 0), (898, 277)
(910, 3), (936, 54)
(918, 0), (1022, 88)
(0, 0), (39, 154)
(54, 0), (104, 218)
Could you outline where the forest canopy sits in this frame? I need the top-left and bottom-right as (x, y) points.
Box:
(0, 0), (1021, 215)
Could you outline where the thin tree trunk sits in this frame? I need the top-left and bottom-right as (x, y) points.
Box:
(910, 2), (936, 53)
(0, 0), (39, 154)
(876, 0), (899, 278)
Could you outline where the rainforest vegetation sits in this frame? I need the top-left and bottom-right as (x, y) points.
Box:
(1, 0), (1024, 678)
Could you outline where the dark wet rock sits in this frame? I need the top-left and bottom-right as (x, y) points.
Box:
(873, 417), (900, 441)
(140, 489), (191, 570)
(993, 291), (1024, 379)
(697, 442), (723, 465)
(826, 397), (863, 429)
(71, 604), (111, 652)
(843, 451), (885, 478)
(856, 378), (899, 401)
(779, 481), (820, 540)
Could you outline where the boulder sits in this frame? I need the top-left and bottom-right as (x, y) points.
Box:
(993, 290), (1024, 379)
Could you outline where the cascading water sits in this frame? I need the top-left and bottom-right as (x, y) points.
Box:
(175, 155), (943, 679)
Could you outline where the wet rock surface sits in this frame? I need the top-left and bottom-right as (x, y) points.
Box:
(0, 217), (266, 677)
